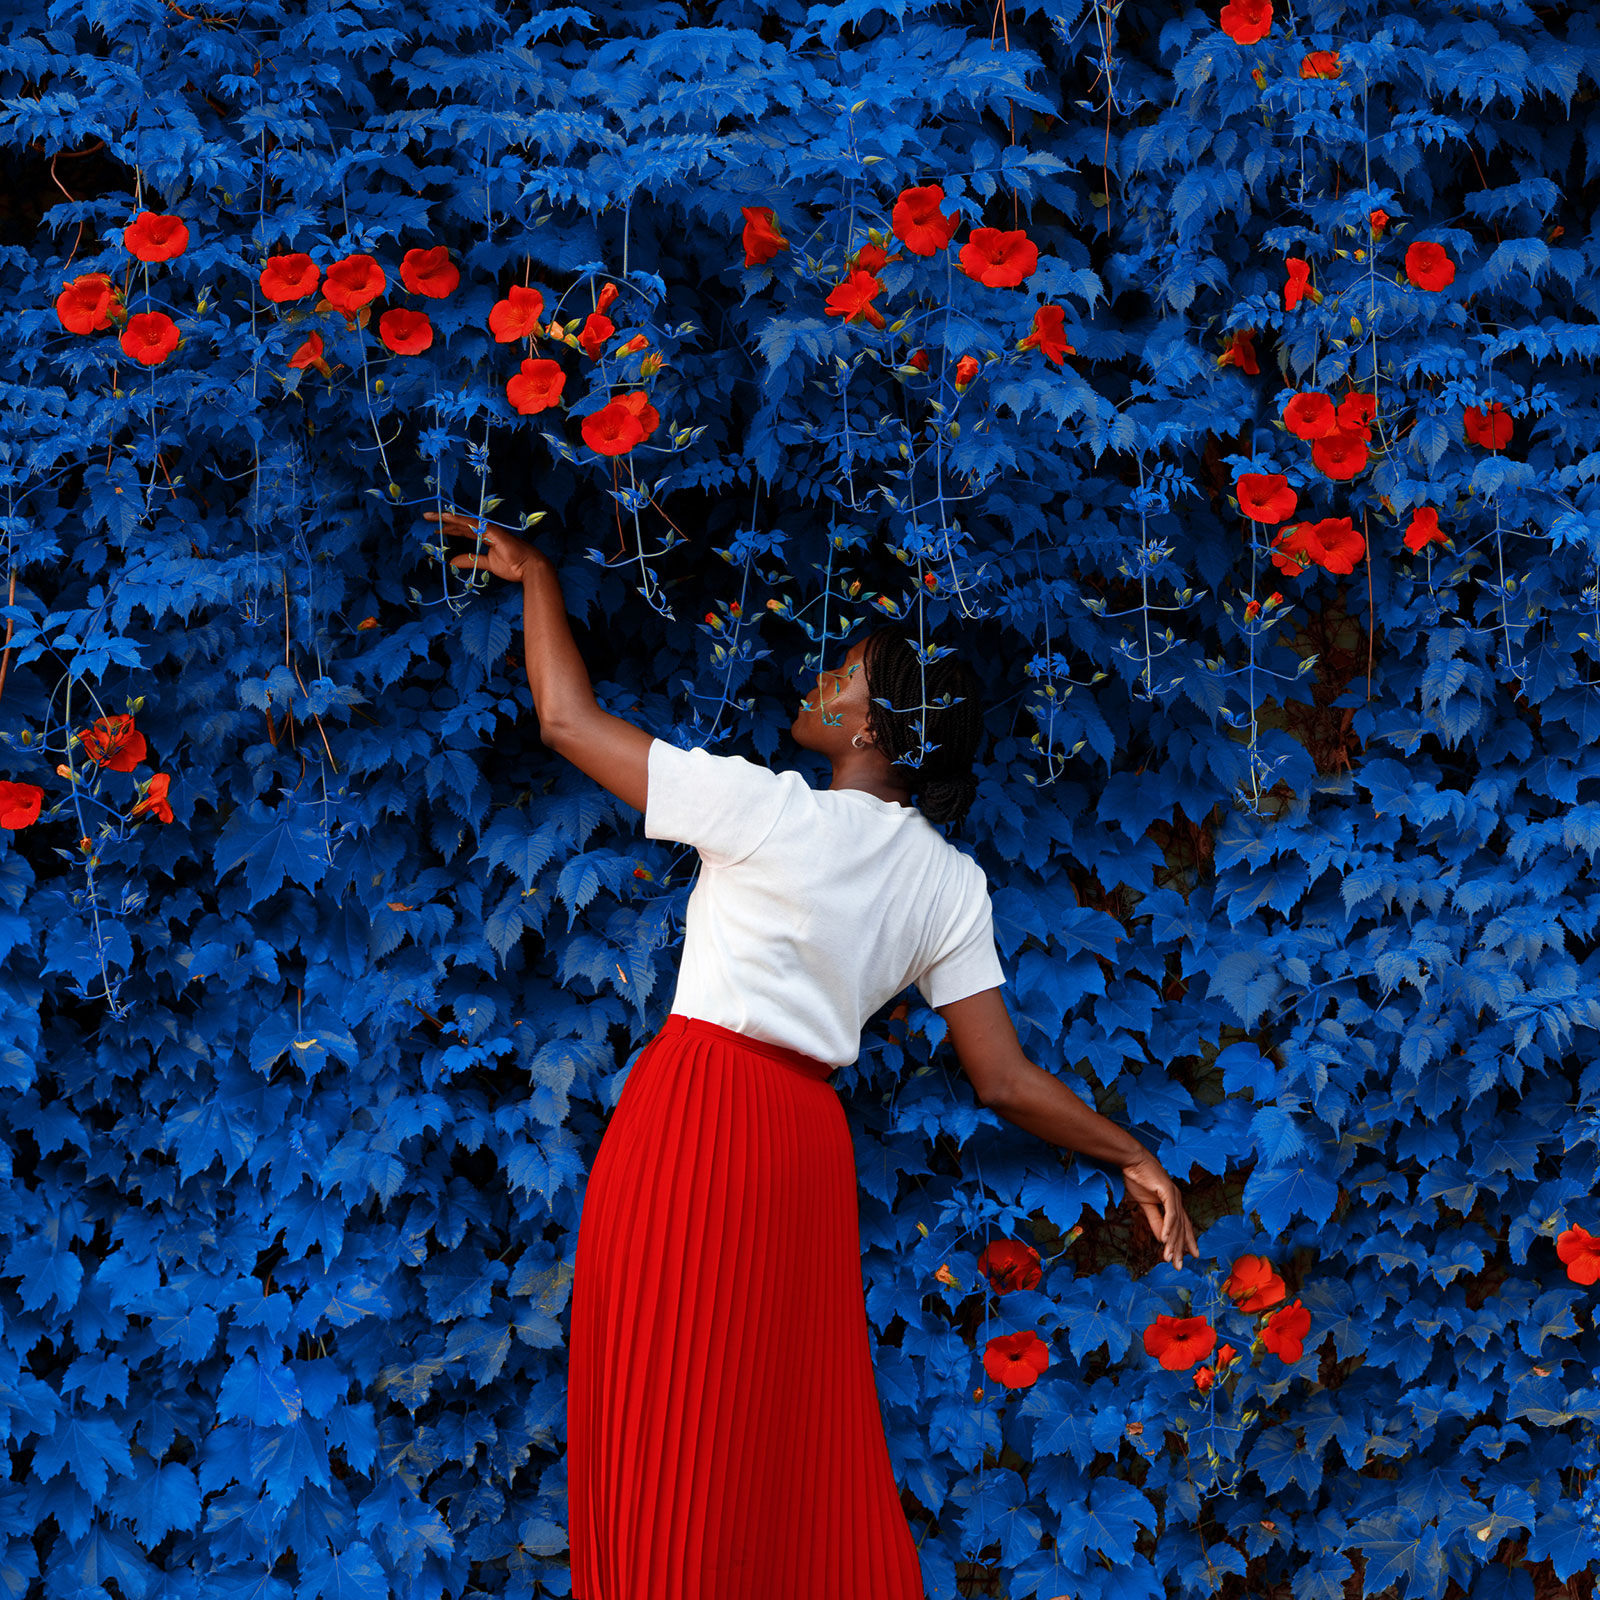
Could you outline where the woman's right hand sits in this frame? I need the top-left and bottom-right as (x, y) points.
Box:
(425, 510), (549, 585)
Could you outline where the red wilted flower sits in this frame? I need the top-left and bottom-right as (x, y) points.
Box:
(56, 272), (120, 333)
(1143, 1314), (1217, 1371)
(400, 245), (458, 298)
(489, 284), (545, 342)
(1225, 1255), (1287, 1311)
(1404, 506), (1448, 553)
(1244, 599), (1262, 620)
(1194, 1365), (1215, 1391)
(120, 311), (180, 366)
(260, 252), (320, 303)
(1405, 241), (1456, 292)
(1235, 472), (1297, 524)
(80, 714), (147, 772)
(0, 782), (44, 830)
(954, 354), (980, 389)
(595, 283), (619, 315)
(1019, 304), (1075, 365)
(1464, 402), (1513, 450)
(378, 308), (433, 355)
(578, 313), (615, 358)
(131, 772), (173, 824)
(1217, 1343), (1238, 1367)
(854, 241), (901, 273)
(123, 211), (190, 263)
(1262, 1298), (1311, 1362)
(824, 269), (887, 329)
(505, 357), (566, 415)
(1219, 0), (1272, 45)
(1283, 258), (1315, 310)
(982, 1329), (1051, 1389)
(892, 183), (961, 256)
(582, 397), (647, 456)
(1272, 516), (1366, 577)
(289, 331), (330, 377)
(1283, 392), (1336, 439)
(976, 1239), (1043, 1294)
(323, 253), (387, 313)
(1337, 390), (1378, 437)
(1557, 1225), (1600, 1285)
(907, 348), (929, 372)
(1370, 209), (1390, 234)
(1300, 50), (1341, 79)
(1312, 428), (1370, 480)
(960, 227), (1038, 288)
(1219, 327), (1258, 374)
(740, 205), (788, 268)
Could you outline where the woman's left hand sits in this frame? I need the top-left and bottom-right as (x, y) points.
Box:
(1120, 1150), (1200, 1269)
(426, 510), (548, 585)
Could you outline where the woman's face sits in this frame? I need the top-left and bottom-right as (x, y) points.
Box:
(790, 638), (871, 753)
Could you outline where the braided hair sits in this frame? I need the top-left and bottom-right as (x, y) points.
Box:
(860, 627), (984, 828)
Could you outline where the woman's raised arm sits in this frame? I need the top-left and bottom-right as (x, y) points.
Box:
(429, 510), (652, 815)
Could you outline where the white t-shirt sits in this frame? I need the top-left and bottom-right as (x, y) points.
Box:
(642, 737), (1007, 1067)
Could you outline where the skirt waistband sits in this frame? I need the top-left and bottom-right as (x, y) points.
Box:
(659, 1012), (835, 1082)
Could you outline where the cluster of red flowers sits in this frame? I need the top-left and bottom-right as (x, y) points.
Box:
(0, 714), (173, 834)
(742, 182), (1075, 392)
(1143, 1254), (1312, 1391)
(54, 211), (192, 366)
(1282, 239), (1455, 313)
(963, 1239), (1054, 1392)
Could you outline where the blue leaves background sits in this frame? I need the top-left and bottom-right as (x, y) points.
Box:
(2, 0), (1600, 1595)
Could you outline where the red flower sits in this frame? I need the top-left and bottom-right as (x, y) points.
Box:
(1311, 427), (1370, 480)
(595, 283), (619, 315)
(0, 782), (44, 829)
(1405, 241), (1456, 292)
(982, 1329), (1051, 1389)
(260, 252), (320, 303)
(976, 1239), (1043, 1294)
(1143, 1314), (1217, 1371)
(1283, 258), (1315, 310)
(1225, 1255), (1287, 1311)
(323, 253), (387, 313)
(505, 357), (566, 415)
(954, 354), (980, 389)
(740, 206), (789, 268)
(1019, 304), (1075, 365)
(1556, 1225), (1600, 1286)
(80, 714), (147, 772)
(1404, 506), (1448, 553)
(123, 211), (190, 263)
(1219, 0), (1272, 45)
(119, 311), (180, 366)
(617, 389), (661, 439)
(489, 284), (545, 342)
(1272, 517), (1366, 576)
(960, 227), (1038, 288)
(1282, 392), (1336, 440)
(1235, 472), (1297, 525)
(400, 245), (458, 298)
(1370, 209), (1390, 235)
(1299, 50), (1341, 79)
(854, 241), (900, 273)
(1194, 1365), (1215, 1391)
(1217, 1343), (1238, 1367)
(378, 308), (433, 355)
(824, 269), (887, 329)
(891, 183), (961, 256)
(1463, 402), (1513, 450)
(289, 331), (330, 377)
(1244, 599), (1262, 620)
(1261, 1298), (1311, 1362)
(907, 348), (929, 372)
(581, 397), (647, 456)
(1337, 390), (1378, 437)
(616, 334), (649, 356)
(579, 313), (616, 358)
(1218, 328), (1258, 374)
(131, 772), (173, 824)
(56, 272), (120, 334)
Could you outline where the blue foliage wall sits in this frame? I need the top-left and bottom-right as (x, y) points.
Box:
(2, 0), (1600, 1596)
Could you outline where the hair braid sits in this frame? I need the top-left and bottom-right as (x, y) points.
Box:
(861, 627), (984, 827)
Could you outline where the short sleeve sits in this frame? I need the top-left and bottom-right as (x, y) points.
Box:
(644, 739), (790, 867)
(915, 860), (1007, 1007)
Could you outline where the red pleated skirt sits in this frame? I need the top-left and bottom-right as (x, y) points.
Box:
(567, 1012), (926, 1600)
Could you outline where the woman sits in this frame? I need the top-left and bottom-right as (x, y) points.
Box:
(430, 510), (1199, 1600)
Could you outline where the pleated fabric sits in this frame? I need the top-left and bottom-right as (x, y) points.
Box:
(567, 1012), (926, 1600)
